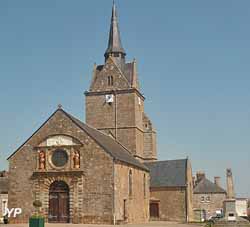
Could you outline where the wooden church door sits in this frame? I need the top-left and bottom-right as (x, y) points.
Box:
(48, 181), (69, 223)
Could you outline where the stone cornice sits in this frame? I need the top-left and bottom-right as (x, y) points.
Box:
(34, 144), (82, 149)
(98, 126), (144, 133)
(32, 170), (84, 178)
(134, 155), (158, 161)
(85, 88), (145, 100)
(150, 186), (187, 191)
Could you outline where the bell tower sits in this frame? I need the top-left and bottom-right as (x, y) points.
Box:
(85, 2), (157, 162)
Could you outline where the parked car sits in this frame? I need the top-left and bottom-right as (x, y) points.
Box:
(208, 213), (224, 223)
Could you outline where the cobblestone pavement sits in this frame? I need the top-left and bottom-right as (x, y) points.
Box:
(0, 221), (203, 227)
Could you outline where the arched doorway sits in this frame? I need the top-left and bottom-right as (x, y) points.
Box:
(48, 181), (69, 223)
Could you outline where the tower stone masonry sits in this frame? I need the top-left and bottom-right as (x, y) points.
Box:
(85, 2), (157, 162)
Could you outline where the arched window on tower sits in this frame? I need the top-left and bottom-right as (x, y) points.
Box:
(108, 75), (114, 86)
(129, 169), (132, 197)
(143, 174), (146, 198)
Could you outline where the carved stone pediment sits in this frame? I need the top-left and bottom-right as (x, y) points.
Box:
(35, 135), (82, 172)
(37, 135), (81, 147)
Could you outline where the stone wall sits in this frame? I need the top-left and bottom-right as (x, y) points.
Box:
(8, 141), (37, 223)
(193, 193), (226, 218)
(90, 58), (131, 92)
(86, 91), (145, 159)
(114, 162), (149, 224)
(150, 187), (187, 222)
(143, 113), (157, 161)
(143, 132), (157, 161)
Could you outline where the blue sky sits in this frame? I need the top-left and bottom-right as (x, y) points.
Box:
(0, 0), (249, 197)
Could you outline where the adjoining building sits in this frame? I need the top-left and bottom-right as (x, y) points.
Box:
(193, 172), (227, 221)
(145, 159), (194, 222)
(236, 198), (248, 218)
(0, 171), (8, 219)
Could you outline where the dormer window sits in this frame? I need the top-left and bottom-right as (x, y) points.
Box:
(108, 75), (114, 86)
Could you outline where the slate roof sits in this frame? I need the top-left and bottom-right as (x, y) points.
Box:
(7, 108), (148, 172)
(105, 1), (125, 56)
(0, 177), (8, 194)
(145, 159), (187, 187)
(123, 62), (134, 85)
(194, 178), (226, 194)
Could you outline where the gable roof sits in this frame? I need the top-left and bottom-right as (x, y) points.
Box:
(145, 159), (187, 187)
(0, 177), (8, 194)
(96, 62), (134, 87)
(194, 178), (226, 194)
(7, 108), (148, 172)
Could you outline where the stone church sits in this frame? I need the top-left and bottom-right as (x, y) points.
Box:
(7, 2), (193, 224)
(7, 3), (153, 224)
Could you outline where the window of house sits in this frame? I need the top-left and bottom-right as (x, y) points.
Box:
(201, 196), (205, 202)
(129, 170), (132, 197)
(108, 75), (114, 86)
(206, 196), (211, 202)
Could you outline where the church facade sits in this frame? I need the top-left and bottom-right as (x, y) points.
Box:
(7, 2), (156, 224)
(8, 109), (150, 224)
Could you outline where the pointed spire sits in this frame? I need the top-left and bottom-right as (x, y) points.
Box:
(104, 1), (126, 61)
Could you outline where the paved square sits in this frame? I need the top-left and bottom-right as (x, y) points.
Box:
(0, 221), (202, 227)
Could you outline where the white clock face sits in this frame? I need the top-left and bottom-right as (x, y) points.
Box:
(105, 94), (114, 103)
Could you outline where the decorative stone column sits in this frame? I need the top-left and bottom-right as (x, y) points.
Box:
(226, 169), (235, 199)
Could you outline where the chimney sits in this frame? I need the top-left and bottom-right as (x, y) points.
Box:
(226, 168), (235, 199)
(214, 176), (221, 187)
(196, 171), (205, 183)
